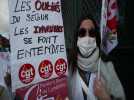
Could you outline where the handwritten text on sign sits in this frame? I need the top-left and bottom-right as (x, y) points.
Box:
(9, 0), (68, 91)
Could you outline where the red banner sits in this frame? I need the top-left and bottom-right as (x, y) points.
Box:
(16, 76), (68, 100)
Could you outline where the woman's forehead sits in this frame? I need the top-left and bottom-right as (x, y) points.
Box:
(80, 19), (95, 29)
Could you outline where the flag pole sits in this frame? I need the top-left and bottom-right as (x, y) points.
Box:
(98, 0), (108, 80)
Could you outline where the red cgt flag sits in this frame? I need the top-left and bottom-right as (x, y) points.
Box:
(107, 0), (119, 33)
(100, 0), (119, 54)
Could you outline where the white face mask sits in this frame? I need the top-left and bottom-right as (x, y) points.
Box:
(77, 36), (97, 57)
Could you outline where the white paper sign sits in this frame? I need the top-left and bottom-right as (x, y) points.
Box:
(9, 0), (68, 92)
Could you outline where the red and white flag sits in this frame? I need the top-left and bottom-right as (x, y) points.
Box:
(100, 0), (119, 54)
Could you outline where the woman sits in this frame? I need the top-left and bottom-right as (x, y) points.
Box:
(0, 35), (12, 100)
(67, 15), (125, 100)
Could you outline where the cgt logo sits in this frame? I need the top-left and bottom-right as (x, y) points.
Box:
(40, 64), (52, 74)
(38, 60), (53, 79)
(21, 68), (34, 79)
(55, 58), (67, 76)
(56, 63), (66, 72)
(19, 64), (35, 84)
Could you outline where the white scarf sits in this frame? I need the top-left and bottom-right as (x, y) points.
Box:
(77, 48), (99, 72)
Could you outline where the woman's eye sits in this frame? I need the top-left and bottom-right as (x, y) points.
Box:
(78, 28), (86, 37)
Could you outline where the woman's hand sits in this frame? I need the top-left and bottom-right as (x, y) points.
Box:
(93, 77), (111, 100)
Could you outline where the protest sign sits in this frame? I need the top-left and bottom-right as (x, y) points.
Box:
(9, 0), (68, 99)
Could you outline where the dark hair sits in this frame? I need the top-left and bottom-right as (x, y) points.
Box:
(75, 15), (101, 56)
(69, 14), (110, 73)
(0, 35), (10, 52)
(75, 14), (101, 48)
(69, 14), (101, 73)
